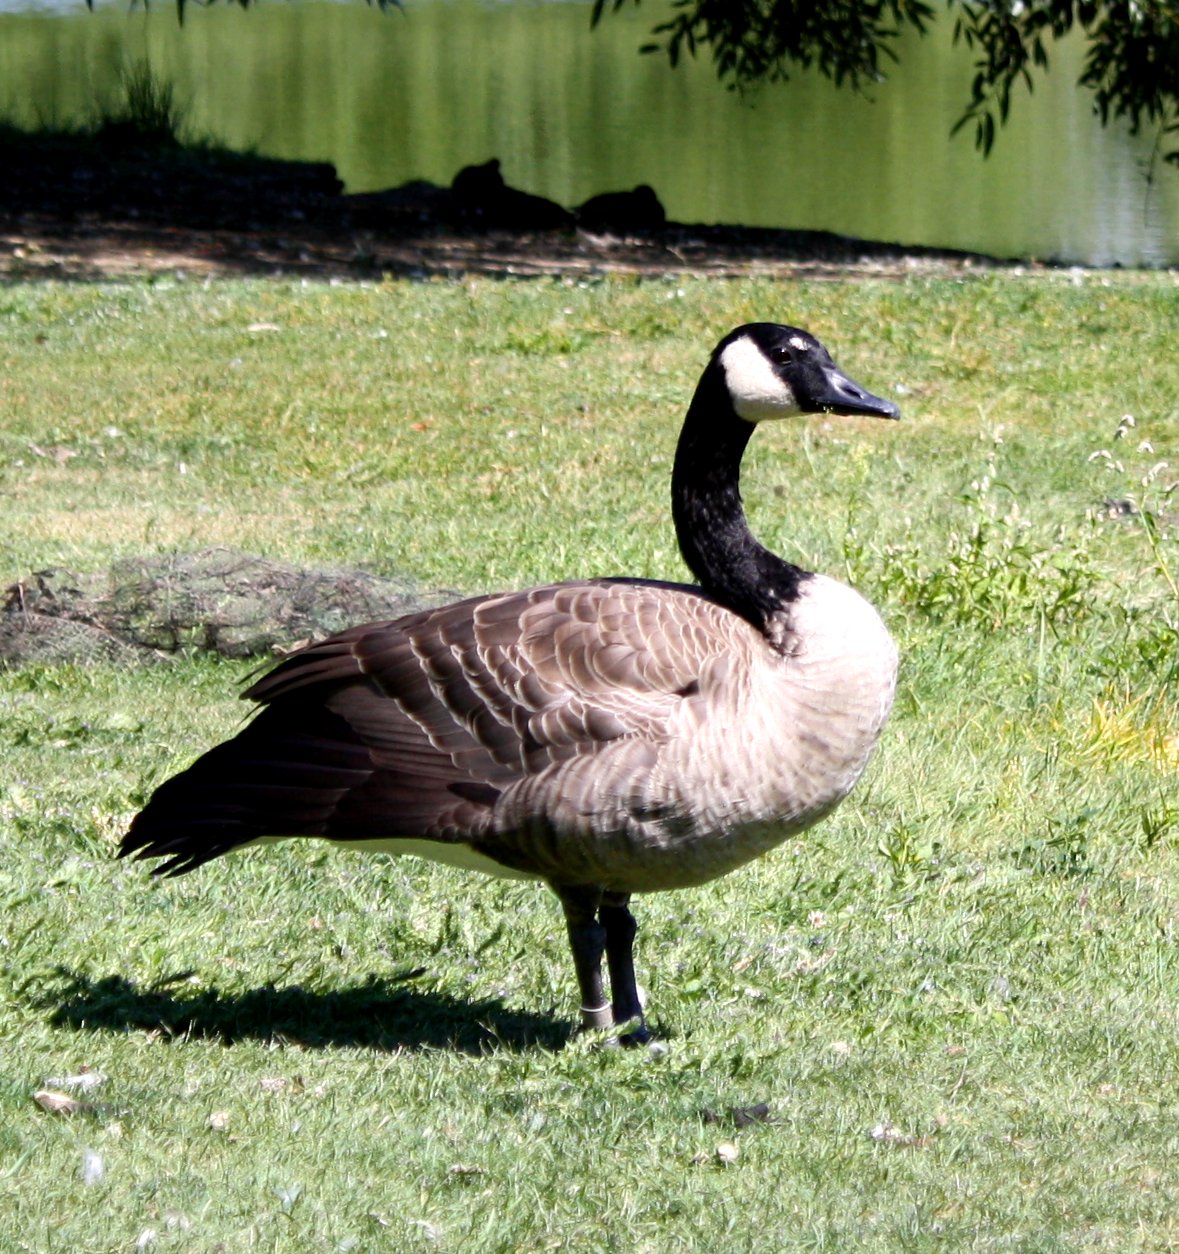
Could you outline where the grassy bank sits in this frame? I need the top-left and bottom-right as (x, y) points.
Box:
(1, 270), (1178, 1251)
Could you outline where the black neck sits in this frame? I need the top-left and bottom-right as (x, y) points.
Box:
(671, 365), (808, 630)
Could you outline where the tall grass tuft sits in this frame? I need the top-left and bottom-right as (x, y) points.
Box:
(94, 60), (187, 150)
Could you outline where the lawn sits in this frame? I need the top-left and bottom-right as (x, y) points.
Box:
(1, 269), (1178, 1251)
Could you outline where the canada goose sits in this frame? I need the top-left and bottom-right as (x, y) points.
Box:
(451, 158), (575, 232)
(120, 323), (900, 1043)
(575, 185), (666, 234)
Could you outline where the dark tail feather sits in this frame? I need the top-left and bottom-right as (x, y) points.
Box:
(119, 708), (373, 876)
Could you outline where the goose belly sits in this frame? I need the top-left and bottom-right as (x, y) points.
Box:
(337, 837), (544, 882)
(250, 834), (544, 882)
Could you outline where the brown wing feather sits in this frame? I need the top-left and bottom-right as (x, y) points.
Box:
(120, 578), (753, 875)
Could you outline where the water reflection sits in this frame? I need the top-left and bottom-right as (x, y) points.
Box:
(0, 0), (1176, 265)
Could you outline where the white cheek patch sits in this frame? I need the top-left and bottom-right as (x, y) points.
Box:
(719, 337), (800, 422)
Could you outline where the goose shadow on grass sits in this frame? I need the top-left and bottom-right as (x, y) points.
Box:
(39, 966), (571, 1054)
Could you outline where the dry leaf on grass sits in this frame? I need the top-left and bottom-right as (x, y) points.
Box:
(448, 1164), (484, 1176)
(868, 1121), (934, 1149)
(44, 1070), (108, 1094)
(692, 1140), (742, 1167)
(33, 1089), (95, 1117)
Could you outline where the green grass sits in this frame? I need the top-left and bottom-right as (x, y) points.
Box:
(2, 270), (1178, 1251)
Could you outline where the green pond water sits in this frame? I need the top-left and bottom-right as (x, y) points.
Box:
(2, 0), (1177, 265)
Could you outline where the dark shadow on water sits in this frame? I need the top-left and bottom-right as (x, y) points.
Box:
(38, 966), (571, 1054)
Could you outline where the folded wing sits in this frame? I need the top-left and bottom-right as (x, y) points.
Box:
(120, 579), (751, 877)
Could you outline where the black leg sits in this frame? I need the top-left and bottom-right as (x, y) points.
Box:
(555, 885), (613, 1032)
(600, 892), (650, 1045)
(555, 885), (651, 1043)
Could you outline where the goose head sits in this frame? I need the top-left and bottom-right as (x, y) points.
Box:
(717, 323), (900, 425)
(672, 322), (899, 631)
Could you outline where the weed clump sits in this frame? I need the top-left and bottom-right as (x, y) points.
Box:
(846, 431), (1102, 632)
(93, 60), (188, 152)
